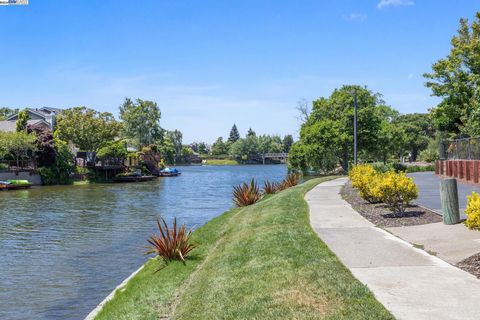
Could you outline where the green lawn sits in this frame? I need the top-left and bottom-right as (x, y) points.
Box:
(203, 158), (239, 165)
(95, 177), (393, 320)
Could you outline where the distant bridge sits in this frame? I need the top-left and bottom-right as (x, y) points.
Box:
(261, 153), (288, 164)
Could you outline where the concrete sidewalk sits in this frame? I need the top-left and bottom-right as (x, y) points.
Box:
(307, 178), (480, 320)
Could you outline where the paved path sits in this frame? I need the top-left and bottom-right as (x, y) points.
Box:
(307, 178), (480, 320)
(409, 172), (480, 218)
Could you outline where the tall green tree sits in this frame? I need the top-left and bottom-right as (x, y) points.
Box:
(166, 129), (183, 162)
(289, 85), (387, 172)
(247, 128), (256, 137)
(16, 109), (30, 132)
(424, 12), (480, 136)
(228, 124), (240, 143)
(120, 98), (162, 148)
(55, 106), (122, 152)
(283, 135), (294, 153)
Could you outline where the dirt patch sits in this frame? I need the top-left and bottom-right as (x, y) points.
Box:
(457, 253), (480, 279)
(341, 181), (442, 227)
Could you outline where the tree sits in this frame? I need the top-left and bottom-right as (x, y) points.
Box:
(289, 85), (387, 172)
(0, 107), (19, 121)
(96, 140), (128, 159)
(27, 125), (56, 166)
(283, 135), (294, 153)
(165, 130), (183, 162)
(424, 12), (480, 137)
(393, 113), (435, 161)
(198, 142), (208, 154)
(55, 106), (122, 152)
(295, 98), (311, 123)
(228, 124), (240, 143)
(120, 98), (162, 148)
(0, 131), (37, 167)
(247, 128), (256, 137)
(16, 109), (30, 132)
(211, 137), (228, 155)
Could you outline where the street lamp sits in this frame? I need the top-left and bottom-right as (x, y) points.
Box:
(350, 90), (358, 166)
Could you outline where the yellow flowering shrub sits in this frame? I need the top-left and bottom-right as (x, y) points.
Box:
(377, 171), (418, 216)
(465, 192), (480, 230)
(349, 164), (382, 203)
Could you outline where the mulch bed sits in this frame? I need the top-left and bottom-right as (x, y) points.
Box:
(457, 253), (480, 279)
(340, 181), (442, 228)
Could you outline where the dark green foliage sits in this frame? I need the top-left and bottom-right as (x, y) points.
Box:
(38, 139), (75, 185)
(120, 98), (162, 148)
(96, 140), (128, 159)
(424, 12), (480, 137)
(228, 124), (240, 143)
(282, 134), (294, 153)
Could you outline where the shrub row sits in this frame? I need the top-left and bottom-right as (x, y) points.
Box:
(233, 173), (301, 207)
(349, 164), (418, 216)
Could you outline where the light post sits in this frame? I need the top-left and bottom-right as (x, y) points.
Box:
(351, 90), (358, 166)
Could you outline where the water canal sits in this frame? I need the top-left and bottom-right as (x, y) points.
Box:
(0, 165), (287, 320)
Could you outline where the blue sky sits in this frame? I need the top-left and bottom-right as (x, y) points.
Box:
(0, 1), (478, 143)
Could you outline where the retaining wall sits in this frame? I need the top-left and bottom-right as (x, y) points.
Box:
(435, 160), (480, 184)
(0, 171), (42, 185)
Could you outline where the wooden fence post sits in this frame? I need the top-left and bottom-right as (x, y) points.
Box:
(440, 178), (460, 225)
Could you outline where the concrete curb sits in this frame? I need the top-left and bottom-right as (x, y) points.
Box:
(307, 177), (480, 320)
(84, 263), (145, 320)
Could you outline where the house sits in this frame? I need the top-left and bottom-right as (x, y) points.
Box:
(0, 107), (62, 132)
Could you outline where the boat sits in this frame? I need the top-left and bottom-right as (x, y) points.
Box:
(159, 167), (181, 177)
(113, 173), (157, 183)
(0, 180), (32, 190)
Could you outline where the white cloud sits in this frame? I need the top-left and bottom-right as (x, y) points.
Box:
(377, 0), (414, 9)
(343, 13), (368, 22)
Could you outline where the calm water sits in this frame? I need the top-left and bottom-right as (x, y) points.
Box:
(0, 165), (287, 320)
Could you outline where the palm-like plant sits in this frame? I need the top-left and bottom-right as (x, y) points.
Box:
(146, 217), (195, 264)
(233, 179), (262, 207)
(281, 172), (301, 189)
(263, 180), (280, 194)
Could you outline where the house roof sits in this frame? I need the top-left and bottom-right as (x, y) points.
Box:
(0, 119), (51, 132)
(6, 107), (62, 121)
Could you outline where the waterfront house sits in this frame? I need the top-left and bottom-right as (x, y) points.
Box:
(0, 107), (62, 132)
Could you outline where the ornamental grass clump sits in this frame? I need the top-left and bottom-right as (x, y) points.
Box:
(349, 164), (382, 203)
(146, 217), (195, 264)
(263, 180), (280, 194)
(233, 179), (262, 207)
(377, 171), (418, 216)
(465, 192), (480, 230)
(281, 172), (301, 188)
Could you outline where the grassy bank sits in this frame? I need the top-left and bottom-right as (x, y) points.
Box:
(95, 177), (392, 320)
(202, 159), (239, 165)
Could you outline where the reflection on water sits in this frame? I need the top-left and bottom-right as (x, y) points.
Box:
(0, 165), (287, 320)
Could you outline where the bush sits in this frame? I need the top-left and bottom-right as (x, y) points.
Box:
(377, 171), (418, 216)
(349, 164), (382, 203)
(263, 180), (280, 194)
(281, 172), (301, 189)
(97, 140), (128, 159)
(405, 164), (435, 173)
(233, 179), (262, 207)
(146, 217), (195, 264)
(465, 192), (480, 230)
(371, 162), (407, 173)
